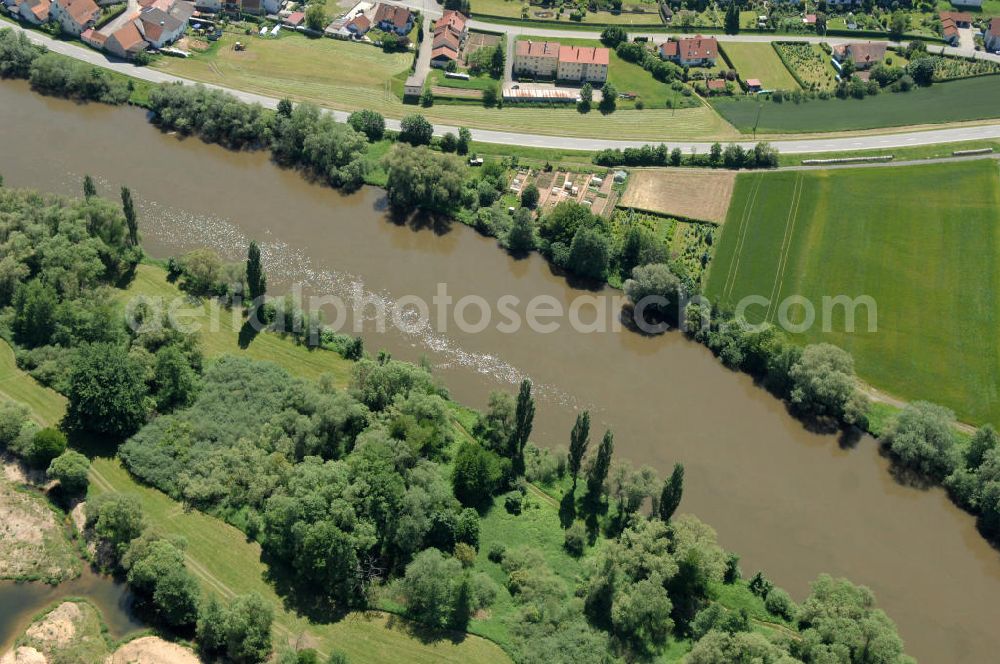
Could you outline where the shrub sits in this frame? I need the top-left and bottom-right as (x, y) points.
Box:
(564, 521), (586, 557)
(47, 450), (90, 495)
(29, 428), (67, 468)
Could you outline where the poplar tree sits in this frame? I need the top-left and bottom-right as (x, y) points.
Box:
(658, 463), (684, 522)
(83, 175), (97, 199)
(568, 410), (591, 492)
(246, 240), (267, 304)
(121, 186), (139, 247)
(586, 429), (614, 500)
(510, 378), (535, 476)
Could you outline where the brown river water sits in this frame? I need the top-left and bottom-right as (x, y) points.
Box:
(1, 80), (998, 662)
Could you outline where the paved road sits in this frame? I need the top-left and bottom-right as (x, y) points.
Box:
(411, 16), (432, 88)
(9, 21), (1000, 153)
(100, 0), (139, 38)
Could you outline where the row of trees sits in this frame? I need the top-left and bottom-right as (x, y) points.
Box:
(0, 30), (130, 104)
(594, 141), (780, 170)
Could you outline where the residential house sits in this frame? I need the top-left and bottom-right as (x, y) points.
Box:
(50, 0), (99, 35)
(17, 0), (50, 24)
(556, 45), (609, 84)
(834, 41), (887, 69)
(940, 15), (959, 43)
(1, 0), (20, 14)
(659, 35), (718, 67)
(106, 20), (147, 58)
(345, 13), (369, 35)
(953, 0), (982, 7)
(802, 13), (816, 26)
(514, 39), (559, 78)
(262, 0), (278, 13)
(429, 9), (466, 68)
(136, 6), (187, 47)
(372, 2), (412, 35)
(80, 26), (107, 48)
(987, 17), (1000, 51)
(283, 10), (303, 26)
(745, 78), (762, 92)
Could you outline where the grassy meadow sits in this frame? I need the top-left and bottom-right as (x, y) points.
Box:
(719, 42), (800, 91)
(712, 75), (1000, 133)
(705, 160), (1000, 426)
(154, 30), (735, 140)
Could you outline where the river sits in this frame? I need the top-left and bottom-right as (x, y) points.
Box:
(0, 567), (142, 653)
(1, 80), (998, 662)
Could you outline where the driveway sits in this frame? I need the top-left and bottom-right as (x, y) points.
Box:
(99, 0), (140, 37)
(503, 31), (514, 84)
(410, 16), (432, 88)
(957, 27), (976, 52)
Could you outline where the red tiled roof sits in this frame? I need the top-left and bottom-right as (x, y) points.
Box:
(940, 10), (972, 23)
(558, 45), (609, 66)
(29, 0), (51, 20)
(942, 18), (958, 37)
(436, 9), (465, 33)
(846, 41), (887, 65)
(285, 10), (303, 25)
(803, 13), (816, 24)
(746, 78), (761, 88)
(659, 41), (678, 57)
(515, 40), (559, 58)
(111, 21), (146, 52)
(432, 29), (459, 51)
(990, 17), (1000, 37)
(706, 79), (726, 90)
(61, 0), (98, 26)
(431, 45), (457, 60)
(373, 2), (411, 31)
(347, 14), (369, 30)
(677, 35), (717, 60)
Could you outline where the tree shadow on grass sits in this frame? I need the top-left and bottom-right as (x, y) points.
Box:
(237, 317), (261, 349)
(260, 551), (351, 624)
(383, 613), (469, 646)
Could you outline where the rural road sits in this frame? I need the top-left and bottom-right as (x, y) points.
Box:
(7, 20), (1000, 153)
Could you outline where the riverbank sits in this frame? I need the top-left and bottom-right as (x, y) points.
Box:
(4, 78), (1000, 662)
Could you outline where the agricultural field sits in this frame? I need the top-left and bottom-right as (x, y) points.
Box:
(704, 160), (1000, 426)
(773, 42), (838, 91)
(155, 30), (733, 140)
(619, 168), (736, 223)
(720, 42), (800, 91)
(712, 74), (1000, 132)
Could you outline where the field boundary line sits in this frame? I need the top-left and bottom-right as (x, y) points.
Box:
(765, 172), (804, 321)
(722, 172), (764, 302)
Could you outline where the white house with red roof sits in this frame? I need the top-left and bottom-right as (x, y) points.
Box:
(17, 0), (51, 24)
(50, 0), (99, 35)
(372, 2), (412, 36)
(556, 45), (609, 83)
(659, 35), (718, 67)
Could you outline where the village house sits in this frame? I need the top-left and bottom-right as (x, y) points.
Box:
(833, 41), (887, 70)
(372, 2), (412, 36)
(429, 9), (466, 68)
(345, 13), (369, 35)
(106, 20), (147, 58)
(556, 45), (609, 83)
(939, 11), (972, 45)
(80, 26), (107, 48)
(513, 40), (559, 78)
(987, 17), (1000, 51)
(16, 0), (51, 24)
(50, 0), (99, 35)
(659, 35), (718, 67)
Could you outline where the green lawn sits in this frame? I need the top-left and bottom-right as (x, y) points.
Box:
(712, 75), (1000, 133)
(0, 342), (67, 427)
(776, 141), (999, 167)
(153, 29), (734, 140)
(719, 42), (800, 91)
(471, 0), (664, 24)
(704, 160), (1000, 427)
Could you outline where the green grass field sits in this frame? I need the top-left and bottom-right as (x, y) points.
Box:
(153, 31), (734, 140)
(712, 75), (1000, 133)
(719, 42), (800, 91)
(705, 160), (1000, 426)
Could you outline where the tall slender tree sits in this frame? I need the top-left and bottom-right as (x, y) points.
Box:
(568, 410), (591, 492)
(246, 240), (267, 304)
(83, 175), (97, 199)
(510, 378), (535, 476)
(121, 186), (139, 247)
(658, 463), (684, 522)
(586, 429), (614, 500)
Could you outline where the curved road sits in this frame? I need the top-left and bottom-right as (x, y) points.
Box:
(8, 20), (1000, 153)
